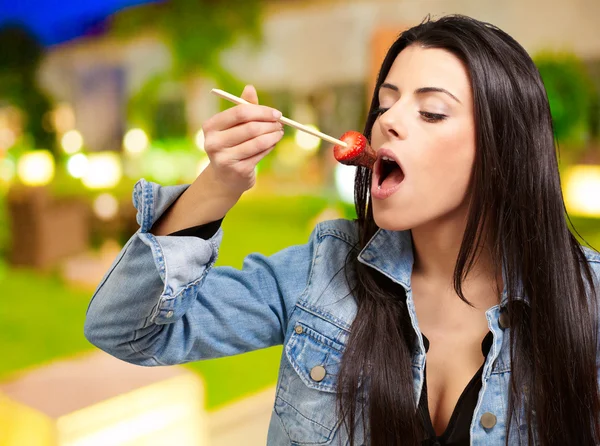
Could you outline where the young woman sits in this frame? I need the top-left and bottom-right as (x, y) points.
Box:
(84, 14), (600, 446)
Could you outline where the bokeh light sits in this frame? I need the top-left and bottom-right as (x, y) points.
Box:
(82, 152), (122, 189)
(195, 129), (205, 151)
(335, 163), (356, 205)
(294, 126), (321, 152)
(0, 128), (16, 151)
(142, 148), (179, 184)
(196, 158), (210, 176)
(61, 130), (84, 154)
(123, 128), (149, 154)
(17, 150), (55, 186)
(564, 165), (600, 217)
(93, 193), (119, 221)
(274, 138), (310, 171)
(0, 157), (16, 183)
(67, 153), (89, 179)
(52, 103), (76, 134)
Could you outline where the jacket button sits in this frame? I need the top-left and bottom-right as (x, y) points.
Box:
(499, 310), (509, 329)
(480, 412), (497, 429)
(294, 325), (303, 334)
(310, 365), (327, 382)
(165, 311), (174, 318)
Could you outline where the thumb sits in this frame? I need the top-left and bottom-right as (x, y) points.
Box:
(241, 84), (259, 105)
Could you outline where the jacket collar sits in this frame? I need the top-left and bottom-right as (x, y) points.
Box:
(357, 228), (414, 291)
(357, 227), (527, 307)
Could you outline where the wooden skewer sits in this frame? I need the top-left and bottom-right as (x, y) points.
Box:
(211, 88), (347, 147)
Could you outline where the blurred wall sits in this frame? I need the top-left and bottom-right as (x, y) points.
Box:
(222, 0), (600, 92)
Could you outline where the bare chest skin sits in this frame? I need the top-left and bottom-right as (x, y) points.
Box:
(411, 275), (499, 436)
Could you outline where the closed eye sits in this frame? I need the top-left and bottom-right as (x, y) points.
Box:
(370, 108), (446, 123)
(420, 111), (447, 123)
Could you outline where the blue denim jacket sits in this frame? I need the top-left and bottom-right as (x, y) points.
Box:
(84, 179), (600, 446)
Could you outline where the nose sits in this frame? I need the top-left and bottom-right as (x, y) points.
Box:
(378, 106), (407, 140)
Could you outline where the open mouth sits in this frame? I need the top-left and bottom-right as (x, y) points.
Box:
(377, 155), (405, 190)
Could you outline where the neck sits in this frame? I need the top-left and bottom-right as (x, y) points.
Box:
(409, 215), (502, 304)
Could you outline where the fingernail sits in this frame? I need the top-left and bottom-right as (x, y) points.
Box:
(273, 110), (282, 119)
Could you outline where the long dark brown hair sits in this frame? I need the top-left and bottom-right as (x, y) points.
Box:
(336, 15), (600, 445)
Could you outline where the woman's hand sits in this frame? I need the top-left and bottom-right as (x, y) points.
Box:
(150, 85), (283, 235)
(202, 85), (284, 196)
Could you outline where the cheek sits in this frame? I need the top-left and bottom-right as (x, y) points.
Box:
(370, 121), (384, 146)
(417, 127), (476, 200)
(434, 138), (473, 180)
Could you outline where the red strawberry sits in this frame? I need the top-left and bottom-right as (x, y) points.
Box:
(333, 131), (376, 169)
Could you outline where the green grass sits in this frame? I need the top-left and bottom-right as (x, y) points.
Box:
(0, 194), (331, 410)
(0, 269), (92, 376)
(214, 193), (330, 269)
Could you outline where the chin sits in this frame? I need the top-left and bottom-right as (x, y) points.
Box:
(372, 207), (413, 232)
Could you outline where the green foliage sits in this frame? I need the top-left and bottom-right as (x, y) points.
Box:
(111, 0), (262, 77)
(126, 73), (165, 129)
(0, 191), (8, 259)
(154, 99), (188, 139)
(534, 52), (596, 146)
(111, 0), (263, 133)
(112, 0), (262, 76)
(0, 25), (57, 153)
(0, 25), (43, 73)
(569, 216), (600, 252)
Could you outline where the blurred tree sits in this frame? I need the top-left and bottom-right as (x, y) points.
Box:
(0, 191), (8, 259)
(534, 52), (596, 149)
(0, 25), (56, 153)
(110, 0), (264, 135)
(587, 60), (600, 142)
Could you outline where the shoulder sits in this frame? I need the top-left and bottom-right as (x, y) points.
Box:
(582, 246), (600, 263)
(313, 218), (360, 248)
(582, 246), (600, 277)
(580, 247), (600, 302)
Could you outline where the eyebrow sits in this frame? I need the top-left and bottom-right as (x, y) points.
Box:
(380, 82), (462, 104)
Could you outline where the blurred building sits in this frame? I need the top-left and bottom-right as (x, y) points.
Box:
(38, 0), (600, 152)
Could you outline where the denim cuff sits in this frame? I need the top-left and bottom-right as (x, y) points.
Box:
(132, 179), (223, 322)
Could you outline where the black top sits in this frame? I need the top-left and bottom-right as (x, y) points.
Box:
(166, 220), (492, 445)
(168, 218), (223, 238)
(419, 332), (493, 446)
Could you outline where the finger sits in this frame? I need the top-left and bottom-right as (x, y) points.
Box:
(216, 129), (284, 163)
(236, 145), (276, 173)
(236, 129), (284, 161)
(241, 85), (259, 105)
(205, 104), (281, 133)
(215, 121), (283, 149)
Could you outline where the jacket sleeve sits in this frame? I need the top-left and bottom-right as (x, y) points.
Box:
(84, 178), (318, 366)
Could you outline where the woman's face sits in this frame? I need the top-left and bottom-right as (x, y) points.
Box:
(370, 45), (476, 232)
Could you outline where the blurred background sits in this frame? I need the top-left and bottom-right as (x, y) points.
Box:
(0, 0), (599, 445)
